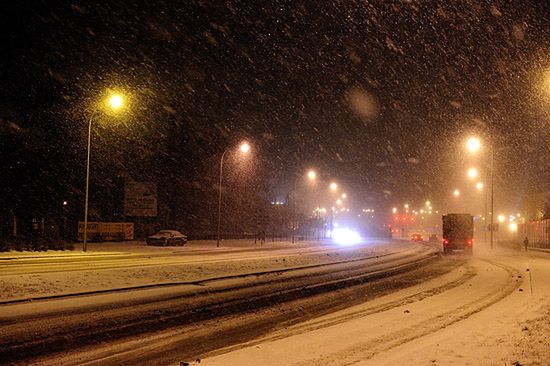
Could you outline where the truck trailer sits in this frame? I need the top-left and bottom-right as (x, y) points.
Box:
(442, 213), (474, 255)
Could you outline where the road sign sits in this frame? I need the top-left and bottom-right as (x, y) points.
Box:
(124, 181), (157, 217)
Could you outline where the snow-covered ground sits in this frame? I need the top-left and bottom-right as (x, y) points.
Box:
(0, 238), (399, 301)
(3, 240), (549, 366)
(202, 246), (550, 366)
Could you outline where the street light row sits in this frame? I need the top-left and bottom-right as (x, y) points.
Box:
(83, 93), (356, 248)
(81, 92), (255, 250)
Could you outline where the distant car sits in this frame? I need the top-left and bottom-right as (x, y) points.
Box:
(411, 233), (423, 242)
(146, 230), (187, 246)
(429, 234), (438, 242)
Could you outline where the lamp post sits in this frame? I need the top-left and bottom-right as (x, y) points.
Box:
(489, 147), (494, 249)
(217, 142), (250, 247)
(83, 93), (125, 253)
(466, 136), (494, 249)
(291, 169), (317, 244)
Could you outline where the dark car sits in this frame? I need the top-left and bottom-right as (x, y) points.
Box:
(146, 230), (187, 246)
(410, 233), (423, 242)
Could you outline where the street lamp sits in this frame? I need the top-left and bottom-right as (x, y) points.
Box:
(467, 168), (478, 179)
(329, 182), (338, 191)
(291, 169), (317, 244)
(466, 137), (481, 153)
(83, 92), (126, 253)
(217, 142), (250, 247)
(239, 142), (250, 154)
(466, 136), (494, 249)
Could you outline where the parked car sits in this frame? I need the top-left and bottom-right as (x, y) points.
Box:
(410, 233), (423, 242)
(146, 230), (187, 246)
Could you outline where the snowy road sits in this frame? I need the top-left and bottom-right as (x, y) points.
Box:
(202, 248), (550, 366)
(0, 239), (440, 365)
(4, 242), (548, 366)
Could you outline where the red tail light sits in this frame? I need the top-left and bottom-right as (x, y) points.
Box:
(467, 239), (474, 246)
(443, 239), (449, 245)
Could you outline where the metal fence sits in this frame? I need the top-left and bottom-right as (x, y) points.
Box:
(518, 219), (550, 248)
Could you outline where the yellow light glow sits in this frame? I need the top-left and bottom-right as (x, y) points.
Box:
(425, 201), (430, 206)
(498, 214), (505, 223)
(392, 207), (397, 213)
(108, 94), (124, 110)
(404, 204), (409, 209)
(476, 182), (484, 190)
(466, 137), (481, 153)
(453, 189), (460, 197)
(336, 199), (343, 205)
(239, 142), (250, 154)
(330, 182), (338, 191)
(509, 222), (518, 232)
(341, 193), (347, 199)
(468, 168), (478, 179)
(307, 170), (317, 181)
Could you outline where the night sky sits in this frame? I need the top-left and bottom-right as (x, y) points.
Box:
(1, 1), (549, 230)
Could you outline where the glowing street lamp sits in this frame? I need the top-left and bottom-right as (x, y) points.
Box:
(217, 142), (251, 247)
(466, 137), (481, 153)
(341, 193), (347, 199)
(292, 169), (318, 244)
(453, 189), (460, 197)
(467, 168), (478, 179)
(239, 142), (250, 154)
(476, 182), (484, 190)
(329, 182), (338, 191)
(108, 94), (124, 109)
(83, 91), (126, 252)
(465, 136), (495, 249)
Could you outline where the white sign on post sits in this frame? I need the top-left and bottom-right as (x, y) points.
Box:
(124, 181), (157, 217)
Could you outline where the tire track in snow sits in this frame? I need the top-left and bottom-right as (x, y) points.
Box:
(289, 259), (521, 366)
(253, 264), (477, 341)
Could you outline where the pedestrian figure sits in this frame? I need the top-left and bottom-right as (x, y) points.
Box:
(523, 236), (529, 251)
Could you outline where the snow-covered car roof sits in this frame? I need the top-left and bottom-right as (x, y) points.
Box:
(152, 230), (186, 236)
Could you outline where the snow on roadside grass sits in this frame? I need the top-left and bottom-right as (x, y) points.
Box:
(0, 240), (405, 301)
